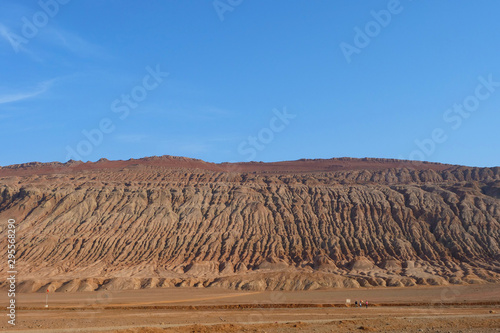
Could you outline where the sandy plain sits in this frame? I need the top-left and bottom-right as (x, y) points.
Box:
(1, 284), (499, 332)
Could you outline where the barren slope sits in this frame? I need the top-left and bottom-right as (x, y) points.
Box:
(0, 156), (499, 292)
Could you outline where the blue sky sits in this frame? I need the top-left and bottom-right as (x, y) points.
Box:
(0, 0), (499, 167)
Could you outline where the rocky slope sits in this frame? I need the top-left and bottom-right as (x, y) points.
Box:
(0, 156), (499, 292)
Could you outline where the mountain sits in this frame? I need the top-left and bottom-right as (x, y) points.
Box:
(0, 156), (499, 292)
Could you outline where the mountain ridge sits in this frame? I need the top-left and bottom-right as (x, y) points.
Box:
(0, 155), (478, 177)
(0, 156), (499, 292)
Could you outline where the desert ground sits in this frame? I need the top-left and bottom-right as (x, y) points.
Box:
(1, 284), (499, 332)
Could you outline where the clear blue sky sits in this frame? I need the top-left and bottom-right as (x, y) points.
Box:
(1, 0), (499, 167)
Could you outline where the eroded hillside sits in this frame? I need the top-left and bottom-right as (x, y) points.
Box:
(0, 156), (499, 291)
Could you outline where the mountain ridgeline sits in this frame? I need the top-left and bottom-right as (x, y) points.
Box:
(0, 156), (499, 292)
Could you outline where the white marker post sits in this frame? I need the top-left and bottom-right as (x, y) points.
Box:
(45, 289), (49, 308)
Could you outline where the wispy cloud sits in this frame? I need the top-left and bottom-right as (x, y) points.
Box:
(42, 27), (110, 59)
(0, 20), (109, 61)
(0, 80), (53, 104)
(0, 23), (15, 45)
(0, 23), (27, 54)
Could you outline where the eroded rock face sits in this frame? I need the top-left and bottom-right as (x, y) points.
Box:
(0, 156), (499, 291)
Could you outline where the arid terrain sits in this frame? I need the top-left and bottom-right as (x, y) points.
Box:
(0, 156), (499, 292)
(0, 155), (500, 331)
(1, 285), (499, 332)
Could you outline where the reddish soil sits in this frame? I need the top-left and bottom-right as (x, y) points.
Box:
(1, 285), (499, 332)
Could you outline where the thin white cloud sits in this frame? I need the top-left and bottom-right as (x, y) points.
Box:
(0, 80), (53, 104)
(0, 23), (26, 53)
(0, 23), (47, 62)
(43, 27), (109, 59)
(0, 21), (109, 61)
